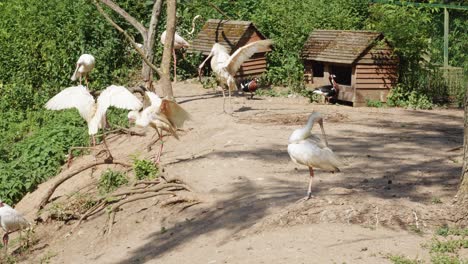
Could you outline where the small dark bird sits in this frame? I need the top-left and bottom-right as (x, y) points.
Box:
(240, 77), (259, 99)
(313, 74), (339, 103)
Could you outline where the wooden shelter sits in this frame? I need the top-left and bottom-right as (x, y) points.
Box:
(301, 30), (399, 106)
(189, 19), (271, 80)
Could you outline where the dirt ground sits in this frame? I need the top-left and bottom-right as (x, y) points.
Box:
(12, 80), (465, 263)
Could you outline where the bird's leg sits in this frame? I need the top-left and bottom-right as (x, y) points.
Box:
(154, 129), (164, 164)
(173, 49), (177, 83)
(3, 233), (8, 254)
(250, 92), (254, 99)
(221, 87), (227, 113)
(101, 136), (114, 163)
(306, 167), (315, 200)
(228, 86), (232, 113)
(79, 76), (82, 86)
(85, 75), (89, 89)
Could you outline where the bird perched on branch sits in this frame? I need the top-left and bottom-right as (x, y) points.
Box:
(45, 85), (143, 162)
(71, 54), (95, 89)
(287, 112), (342, 200)
(128, 91), (191, 163)
(0, 200), (30, 254)
(161, 15), (202, 82)
(198, 39), (273, 113)
(240, 77), (259, 99)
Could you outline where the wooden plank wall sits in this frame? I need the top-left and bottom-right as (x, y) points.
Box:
(353, 43), (398, 105)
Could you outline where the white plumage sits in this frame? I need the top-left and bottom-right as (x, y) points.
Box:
(71, 54), (95, 87)
(198, 39), (273, 113)
(128, 91), (191, 163)
(160, 31), (190, 50)
(45, 85), (142, 144)
(0, 200), (30, 252)
(288, 112), (342, 199)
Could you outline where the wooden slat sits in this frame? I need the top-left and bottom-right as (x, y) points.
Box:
(356, 64), (397, 70)
(356, 78), (396, 84)
(354, 89), (390, 103)
(355, 83), (393, 89)
(356, 73), (398, 78)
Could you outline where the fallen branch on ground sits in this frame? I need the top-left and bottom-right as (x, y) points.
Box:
(37, 159), (131, 212)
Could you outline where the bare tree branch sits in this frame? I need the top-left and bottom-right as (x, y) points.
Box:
(99, 0), (148, 40)
(93, 0), (163, 78)
(142, 0), (164, 90)
(208, 2), (234, 20)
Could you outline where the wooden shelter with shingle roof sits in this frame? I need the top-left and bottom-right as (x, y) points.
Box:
(301, 30), (399, 106)
(189, 19), (271, 81)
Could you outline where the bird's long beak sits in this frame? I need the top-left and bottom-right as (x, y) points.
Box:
(318, 118), (329, 147)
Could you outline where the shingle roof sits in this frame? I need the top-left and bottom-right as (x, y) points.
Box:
(301, 30), (383, 64)
(189, 19), (266, 55)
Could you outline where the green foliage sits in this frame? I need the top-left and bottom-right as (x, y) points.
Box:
(436, 227), (468, 238)
(98, 169), (128, 194)
(431, 254), (466, 264)
(387, 85), (433, 110)
(133, 159), (159, 180)
(366, 99), (384, 108)
(430, 239), (468, 254)
(388, 254), (423, 264)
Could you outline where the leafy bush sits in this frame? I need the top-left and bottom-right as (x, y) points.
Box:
(98, 169), (128, 194)
(387, 85), (433, 110)
(366, 99), (384, 108)
(133, 159), (159, 180)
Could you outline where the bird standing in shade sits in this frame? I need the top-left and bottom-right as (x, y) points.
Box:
(71, 54), (95, 89)
(198, 39), (273, 113)
(287, 112), (342, 200)
(128, 91), (191, 163)
(0, 200), (30, 254)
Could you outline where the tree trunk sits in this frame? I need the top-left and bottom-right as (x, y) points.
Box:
(456, 92), (468, 226)
(142, 0), (163, 91)
(159, 0), (176, 99)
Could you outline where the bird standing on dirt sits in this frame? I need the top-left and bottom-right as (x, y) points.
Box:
(287, 112), (342, 200)
(45, 85), (143, 162)
(128, 91), (191, 163)
(198, 39), (272, 113)
(240, 77), (259, 99)
(71, 54), (95, 89)
(160, 15), (202, 82)
(0, 200), (30, 253)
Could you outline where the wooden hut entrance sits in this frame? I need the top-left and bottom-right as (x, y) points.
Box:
(301, 30), (399, 106)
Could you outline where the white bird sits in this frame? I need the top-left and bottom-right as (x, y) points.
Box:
(128, 91), (191, 163)
(45, 85), (143, 160)
(71, 54), (95, 88)
(287, 112), (342, 200)
(198, 39), (273, 113)
(160, 15), (201, 82)
(0, 200), (30, 253)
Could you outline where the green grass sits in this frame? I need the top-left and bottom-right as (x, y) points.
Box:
(388, 254), (424, 264)
(98, 169), (128, 194)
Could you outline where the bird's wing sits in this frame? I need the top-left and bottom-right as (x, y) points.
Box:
(150, 114), (179, 140)
(45, 85), (95, 121)
(145, 91), (163, 108)
(224, 39), (273, 76)
(89, 85), (143, 135)
(160, 99), (191, 129)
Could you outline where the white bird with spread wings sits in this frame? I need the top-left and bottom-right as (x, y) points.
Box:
(198, 39), (273, 113)
(128, 91), (191, 163)
(45, 85), (143, 147)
